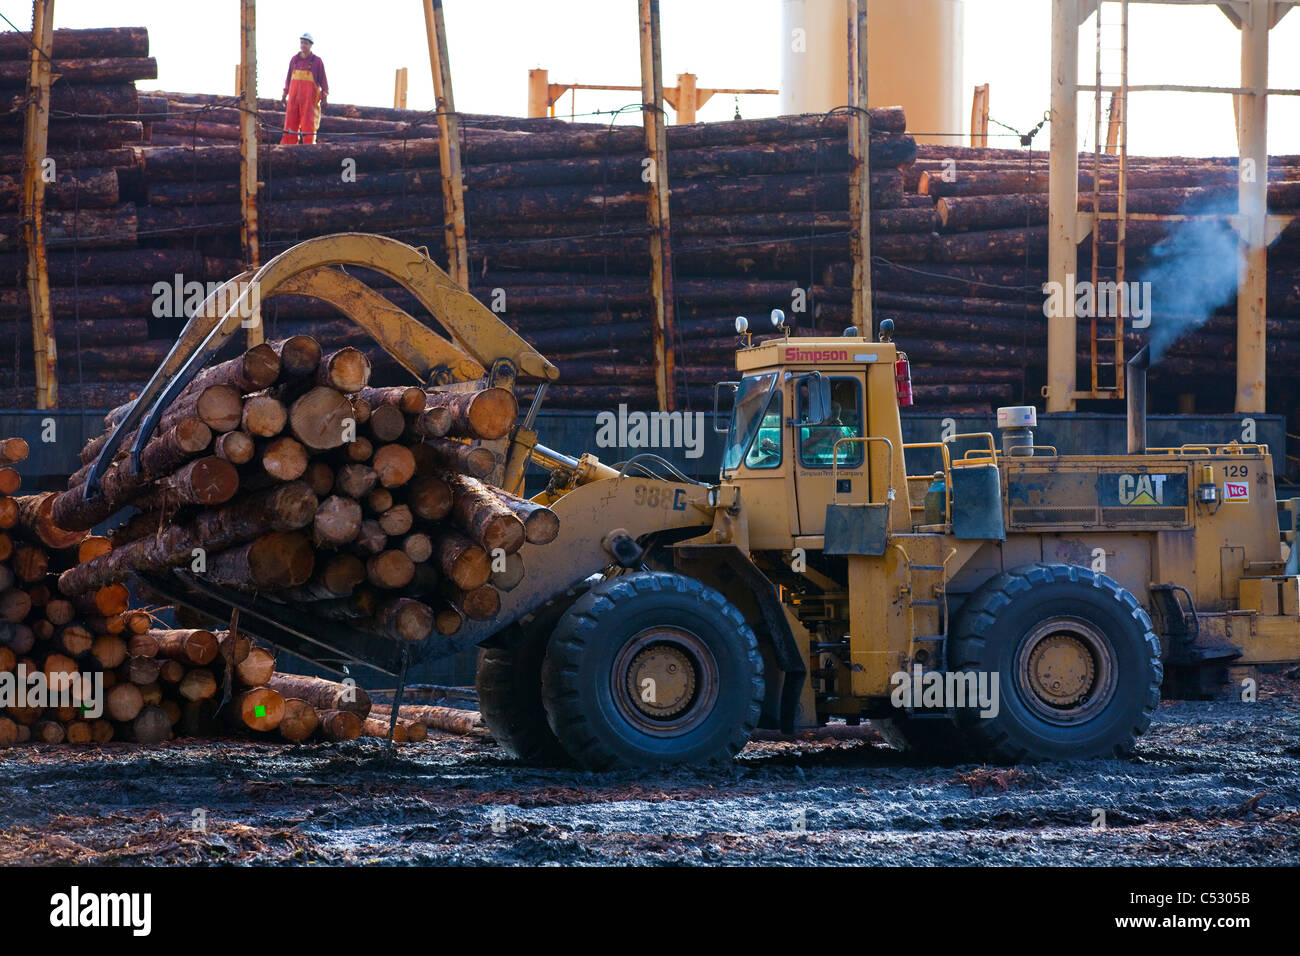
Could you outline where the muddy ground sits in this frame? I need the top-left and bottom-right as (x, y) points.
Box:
(1, 679), (1297, 866)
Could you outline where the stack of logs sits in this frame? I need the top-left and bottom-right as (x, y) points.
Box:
(870, 144), (1300, 408)
(0, 26), (167, 407)
(50, 334), (559, 649)
(0, 423), (487, 747)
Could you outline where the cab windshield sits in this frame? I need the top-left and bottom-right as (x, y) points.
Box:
(722, 371), (779, 472)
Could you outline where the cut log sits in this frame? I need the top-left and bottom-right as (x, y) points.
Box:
(163, 456), (241, 506)
(279, 698), (320, 742)
(178, 668), (218, 702)
(131, 706), (172, 744)
(313, 494), (363, 547)
(433, 529), (491, 590)
(488, 487), (560, 544)
(32, 720), (66, 744)
(424, 387), (518, 440)
(317, 347), (372, 392)
(366, 487), (393, 513)
(316, 708), (362, 741)
(378, 504), (413, 536)
(422, 438), (494, 478)
(231, 687), (284, 731)
(16, 492), (88, 549)
(270, 335), (323, 377)
(335, 463), (378, 499)
(77, 536), (112, 563)
(362, 716), (408, 742)
(259, 436), (308, 480)
(0, 437), (29, 463)
(367, 403), (406, 442)
(401, 532), (433, 563)
(442, 581), (501, 620)
(304, 460), (335, 496)
(344, 437), (374, 462)
(373, 597), (434, 642)
(106, 681), (144, 722)
(359, 385), (425, 413)
(354, 519), (387, 555)
(241, 394), (288, 437)
(444, 473), (526, 554)
(407, 475), (452, 520)
(208, 532), (315, 590)
(405, 406), (452, 439)
(90, 635), (128, 669)
(58, 480), (317, 595)
(372, 444), (416, 488)
(127, 632), (159, 658)
(139, 418), (212, 475)
(289, 386), (355, 451)
(151, 628), (219, 666)
(266, 673), (370, 717)
(120, 656), (160, 686)
(374, 702), (481, 736)
(214, 430), (255, 464)
(235, 646), (276, 686)
(366, 550), (416, 589)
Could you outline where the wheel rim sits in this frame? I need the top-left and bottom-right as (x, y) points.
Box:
(610, 626), (719, 737)
(1013, 617), (1117, 724)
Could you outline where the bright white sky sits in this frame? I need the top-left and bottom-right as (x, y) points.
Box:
(4, 0), (1298, 156)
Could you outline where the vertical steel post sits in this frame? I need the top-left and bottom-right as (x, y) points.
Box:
(423, 0), (468, 287)
(639, 0), (676, 411)
(1047, 0), (1081, 412)
(848, 0), (873, 339)
(1236, 0), (1268, 413)
(239, 0), (262, 346)
(21, 0), (57, 408)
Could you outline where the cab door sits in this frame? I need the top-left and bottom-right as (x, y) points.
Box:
(793, 374), (867, 536)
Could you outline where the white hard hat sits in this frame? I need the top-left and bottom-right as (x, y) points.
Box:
(300, 32), (314, 43)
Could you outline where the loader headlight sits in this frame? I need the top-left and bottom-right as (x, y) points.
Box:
(735, 315), (749, 334)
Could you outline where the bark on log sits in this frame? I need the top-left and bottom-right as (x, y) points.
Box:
(207, 532), (314, 590)
(421, 438), (494, 478)
(444, 473), (526, 555)
(424, 388), (518, 440)
(266, 674), (370, 717)
(151, 628), (219, 666)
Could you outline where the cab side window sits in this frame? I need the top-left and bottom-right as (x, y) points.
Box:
(744, 390), (784, 470)
(797, 377), (864, 468)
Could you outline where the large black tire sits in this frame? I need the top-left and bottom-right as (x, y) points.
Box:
(948, 563), (1162, 762)
(476, 636), (570, 765)
(541, 572), (763, 770)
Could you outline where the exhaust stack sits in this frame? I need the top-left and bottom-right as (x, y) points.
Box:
(1127, 345), (1150, 455)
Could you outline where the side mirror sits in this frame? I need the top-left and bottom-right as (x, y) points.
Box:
(804, 372), (832, 425)
(713, 381), (739, 433)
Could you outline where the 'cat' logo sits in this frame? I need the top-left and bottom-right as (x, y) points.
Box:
(1117, 473), (1167, 505)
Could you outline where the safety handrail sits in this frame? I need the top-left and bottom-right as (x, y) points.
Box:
(903, 440), (952, 523)
(1145, 443), (1270, 456)
(831, 436), (894, 505)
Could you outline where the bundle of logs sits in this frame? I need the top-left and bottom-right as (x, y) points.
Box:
(874, 144), (1300, 409)
(49, 334), (558, 656)
(0, 429), (479, 746)
(7, 26), (1300, 417)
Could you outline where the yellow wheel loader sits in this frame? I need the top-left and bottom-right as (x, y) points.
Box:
(102, 235), (1300, 770)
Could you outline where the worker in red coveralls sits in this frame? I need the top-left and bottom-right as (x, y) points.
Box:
(280, 32), (328, 144)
